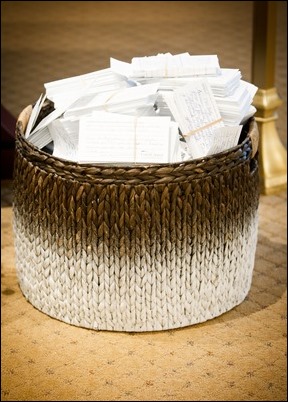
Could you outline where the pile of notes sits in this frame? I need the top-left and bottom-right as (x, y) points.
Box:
(25, 52), (258, 164)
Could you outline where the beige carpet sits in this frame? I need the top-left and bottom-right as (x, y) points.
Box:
(1, 1), (287, 401)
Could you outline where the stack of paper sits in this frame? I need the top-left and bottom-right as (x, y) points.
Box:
(63, 83), (159, 118)
(206, 69), (242, 97)
(131, 68), (245, 123)
(156, 79), (257, 126)
(24, 52), (258, 165)
(111, 53), (221, 78)
(45, 111), (181, 164)
(214, 80), (258, 125)
(26, 76), (159, 149)
(163, 79), (242, 159)
(77, 112), (181, 164)
(133, 68), (241, 97)
(110, 56), (256, 127)
(26, 95), (84, 149)
(45, 68), (130, 109)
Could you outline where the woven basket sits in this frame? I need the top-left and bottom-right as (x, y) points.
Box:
(13, 104), (260, 332)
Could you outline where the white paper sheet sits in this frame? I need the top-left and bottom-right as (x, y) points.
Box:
(48, 118), (79, 161)
(163, 79), (224, 159)
(25, 94), (47, 138)
(78, 112), (174, 164)
(207, 125), (243, 156)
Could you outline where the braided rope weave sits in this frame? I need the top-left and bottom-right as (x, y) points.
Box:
(12, 105), (259, 331)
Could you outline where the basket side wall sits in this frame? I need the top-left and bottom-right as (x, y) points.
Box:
(12, 149), (259, 331)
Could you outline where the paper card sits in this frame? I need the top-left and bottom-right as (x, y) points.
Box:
(163, 79), (224, 158)
(48, 118), (79, 161)
(207, 125), (243, 156)
(25, 93), (47, 138)
(78, 112), (172, 164)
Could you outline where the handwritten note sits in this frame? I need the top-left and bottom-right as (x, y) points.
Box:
(207, 125), (243, 156)
(163, 79), (224, 159)
(78, 112), (178, 164)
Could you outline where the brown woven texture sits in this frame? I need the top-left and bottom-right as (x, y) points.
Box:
(12, 106), (260, 332)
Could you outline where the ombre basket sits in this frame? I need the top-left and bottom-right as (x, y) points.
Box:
(12, 103), (260, 332)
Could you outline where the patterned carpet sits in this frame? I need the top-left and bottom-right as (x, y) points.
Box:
(1, 2), (287, 401)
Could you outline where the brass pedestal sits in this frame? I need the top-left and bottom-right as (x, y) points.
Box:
(252, 1), (287, 195)
(253, 88), (287, 195)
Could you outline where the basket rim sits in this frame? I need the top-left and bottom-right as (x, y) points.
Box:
(15, 104), (257, 185)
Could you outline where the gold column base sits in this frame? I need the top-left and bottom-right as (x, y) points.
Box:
(253, 88), (287, 195)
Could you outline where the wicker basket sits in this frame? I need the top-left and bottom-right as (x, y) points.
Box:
(12, 104), (260, 332)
